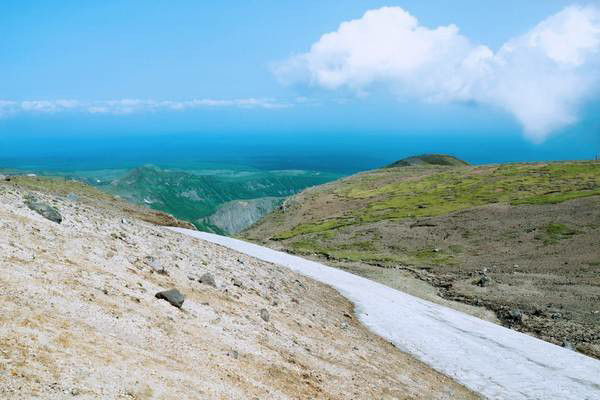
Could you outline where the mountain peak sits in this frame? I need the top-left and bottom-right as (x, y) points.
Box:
(386, 154), (469, 168)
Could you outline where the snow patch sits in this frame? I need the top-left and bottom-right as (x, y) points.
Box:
(169, 228), (600, 400)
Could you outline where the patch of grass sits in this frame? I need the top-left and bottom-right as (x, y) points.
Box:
(271, 218), (352, 240)
(448, 244), (464, 253)
(288, 238), (323, 253)
(587, 261), (600, 267)
(512, 189), (600, 205)
(410, 248), (455, 266)
(317, 230), (338, 240)
(535, 223), (579, 245)
(326, 250), (407, 264)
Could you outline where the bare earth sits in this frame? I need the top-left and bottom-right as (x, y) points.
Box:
(0, 180), (478, 399)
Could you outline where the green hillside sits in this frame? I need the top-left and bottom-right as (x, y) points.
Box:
(270, 162), (600, 240)
(241, 159), (600, 358)
(100, 165), (341, 233)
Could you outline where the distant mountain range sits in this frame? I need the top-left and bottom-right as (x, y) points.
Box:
(98, 165), (341, 234)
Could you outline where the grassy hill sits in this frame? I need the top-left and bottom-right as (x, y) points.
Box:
(241, 159), (600, 358)
(386, 154), (469, 168)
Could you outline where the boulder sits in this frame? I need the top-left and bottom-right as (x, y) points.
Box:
(231, 277), (243, 288)
(24, 196), (62, 224)
(198, 273), (217, 288)
(145, 256), (167, 275)
(155, 288), (185, 308)
(259, 308), (270, 322)
(562, 341), (576, 351)
(509, 308), (523, 323)
(477, 275), (490, 287)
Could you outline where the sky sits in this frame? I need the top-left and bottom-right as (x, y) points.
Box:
(1, 0), (600, 170)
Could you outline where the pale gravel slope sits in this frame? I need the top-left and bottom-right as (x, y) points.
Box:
(0, 181), (477, 399)
(171, 229), (600, 400)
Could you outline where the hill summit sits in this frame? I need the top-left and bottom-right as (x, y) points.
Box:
(386, 154), (469, 168)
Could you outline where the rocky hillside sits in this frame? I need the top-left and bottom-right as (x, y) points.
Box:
(242, 160), (600, 358)
(0, 176), (476, 399)
(198, 197), (284, 234)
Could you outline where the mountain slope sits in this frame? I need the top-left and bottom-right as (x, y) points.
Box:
(101, 165), (340, 233)
(0, 176), (477, 399)
(179, 230), (600, 400)
(241, 160), (600, 358)
(199, 196), (285, 234)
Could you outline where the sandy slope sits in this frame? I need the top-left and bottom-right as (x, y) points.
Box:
(0, 181), (477, 399)
(172, 229), (600, 400)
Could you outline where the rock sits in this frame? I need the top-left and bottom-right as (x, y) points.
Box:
(562, 341), (576, 351)
(231, 278), (243, 288)
(145, 256), (167, 275)
(198, 273), (217, 288)
(66, 192), (79, 202)
(477, 275), (490, 287)
(155, 288), (185, 308)
(509, 308), (523, 323)
(24, 196), (62, 224)
(532, 307), (544, 317)
(259, 308), (270, 322)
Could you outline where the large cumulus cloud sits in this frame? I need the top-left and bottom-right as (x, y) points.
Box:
(274, 6), (600, 141)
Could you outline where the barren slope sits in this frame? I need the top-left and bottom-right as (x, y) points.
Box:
(0, 178), (477, 399)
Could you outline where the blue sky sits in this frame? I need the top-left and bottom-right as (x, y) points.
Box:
(1, 1), (600, 169)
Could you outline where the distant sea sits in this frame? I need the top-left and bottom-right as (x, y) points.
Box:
(1, 133), (396, 174)
(1, 131), (598, 174)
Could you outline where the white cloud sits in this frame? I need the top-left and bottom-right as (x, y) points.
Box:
(0, 97), (289, 117)
(274, 5), (600, 141)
